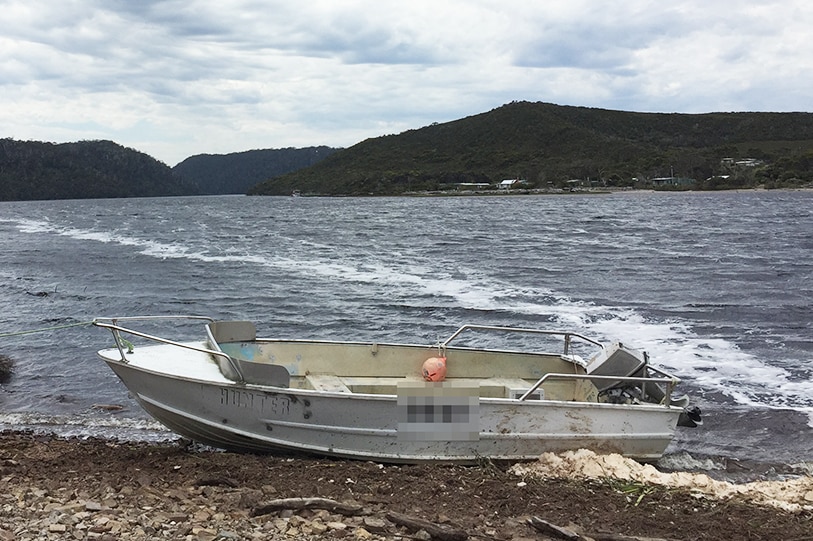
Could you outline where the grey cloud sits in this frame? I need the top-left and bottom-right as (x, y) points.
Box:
(514, 36), (635, 71)
(510, 8), (678, 71)
(3, 0), (813, 165)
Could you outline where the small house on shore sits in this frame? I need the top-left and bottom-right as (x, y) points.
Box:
(499, 179), (526, 189)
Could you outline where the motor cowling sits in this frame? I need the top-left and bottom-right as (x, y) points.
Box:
(586, 341), (647, 392)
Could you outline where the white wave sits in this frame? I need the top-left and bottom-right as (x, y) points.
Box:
(0, 412), (174, 442)
(657, 451), (726, 472)
(9, 218), (249, 263)
(7, 218), (54, 234)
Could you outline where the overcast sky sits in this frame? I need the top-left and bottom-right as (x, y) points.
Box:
(3, 1), (812, 166)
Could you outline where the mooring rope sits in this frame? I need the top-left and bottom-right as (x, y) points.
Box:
(0, 320), (95, 338)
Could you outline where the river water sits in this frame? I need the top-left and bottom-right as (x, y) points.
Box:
(1, 191), (811, 472)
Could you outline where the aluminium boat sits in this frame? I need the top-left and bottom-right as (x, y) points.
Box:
(93, 316), (700, 463)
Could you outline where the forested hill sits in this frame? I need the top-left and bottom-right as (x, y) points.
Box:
(0, 140), (339, 201)
(173, 146), (338, 194)
(5, 102), (813, 201)
(0, 139), (193, 201)
(248, 101), (813, 195)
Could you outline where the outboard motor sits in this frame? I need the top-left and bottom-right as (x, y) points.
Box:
(586, 341), (647, 392)
(587, 342), (702, 427)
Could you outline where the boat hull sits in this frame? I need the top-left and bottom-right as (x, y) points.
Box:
(101, 347), (681, 462)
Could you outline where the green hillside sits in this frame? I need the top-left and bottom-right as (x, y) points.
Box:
(0, 139), (193, 201)
(173, 146), (339, 194)
(0, 140), (339, 201)
(248, 101), (813, 195)
(4, 102), (812, 201)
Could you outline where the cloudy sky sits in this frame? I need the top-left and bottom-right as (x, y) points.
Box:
(3, 1), (812, 166)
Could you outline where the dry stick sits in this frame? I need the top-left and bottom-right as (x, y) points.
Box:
(590, 533), (670, 541)
(251, 498), (470, 540)
(527, 516), (681, 541)
(527, 517), (586, 541)
(194, 477), (239, 488)
(251, 497), (364, 517)
(386, 511), (469, 541)
(590, 535), (682, 541)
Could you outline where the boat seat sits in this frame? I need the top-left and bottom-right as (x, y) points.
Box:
(237, 360), (290, 387)
(306, 374), (352, 393)
(487, 378), (544, 400)
(207, 321), (257, 343)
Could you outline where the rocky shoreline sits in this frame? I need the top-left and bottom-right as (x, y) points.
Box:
(0, 431), (810, 540)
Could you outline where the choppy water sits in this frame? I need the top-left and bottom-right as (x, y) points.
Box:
(1, 191), (811, 472)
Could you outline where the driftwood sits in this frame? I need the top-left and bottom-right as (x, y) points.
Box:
(194, 477), (239, 488)
(527, 517), (587, 540)
(527, 516), (681, 541)
(251, 497), (364, 517)
(591, 536), (682, 541)
(590, 533), (675, 541)
(250, 498), (467, 539)
(386, 511), (468, 541)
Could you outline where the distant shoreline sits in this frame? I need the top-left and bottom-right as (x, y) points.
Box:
(609, 186), (813, 195)
(397, 186), (813, 198)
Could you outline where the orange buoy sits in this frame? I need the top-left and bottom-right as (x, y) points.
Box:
(422, 356), (447, 382)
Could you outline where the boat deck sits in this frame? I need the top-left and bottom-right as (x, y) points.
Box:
(99, 342), (232, 383)
(100, 343), (584, 400)
(297, 374), (548, 399)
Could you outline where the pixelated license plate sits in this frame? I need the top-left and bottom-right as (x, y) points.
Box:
(396, 381), (480, 441)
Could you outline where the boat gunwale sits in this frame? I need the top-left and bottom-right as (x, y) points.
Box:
(93, 316), (683, 409)
(94, 316), (612, 377)
(98, 344), (683, 414)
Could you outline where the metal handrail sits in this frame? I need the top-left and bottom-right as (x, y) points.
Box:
(92, 316), (246, 384)
(517, 372), (678, 405)
(440, 325), (681, 405)
(441, 324), (605, 356)
(644, 364), (674, 379)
